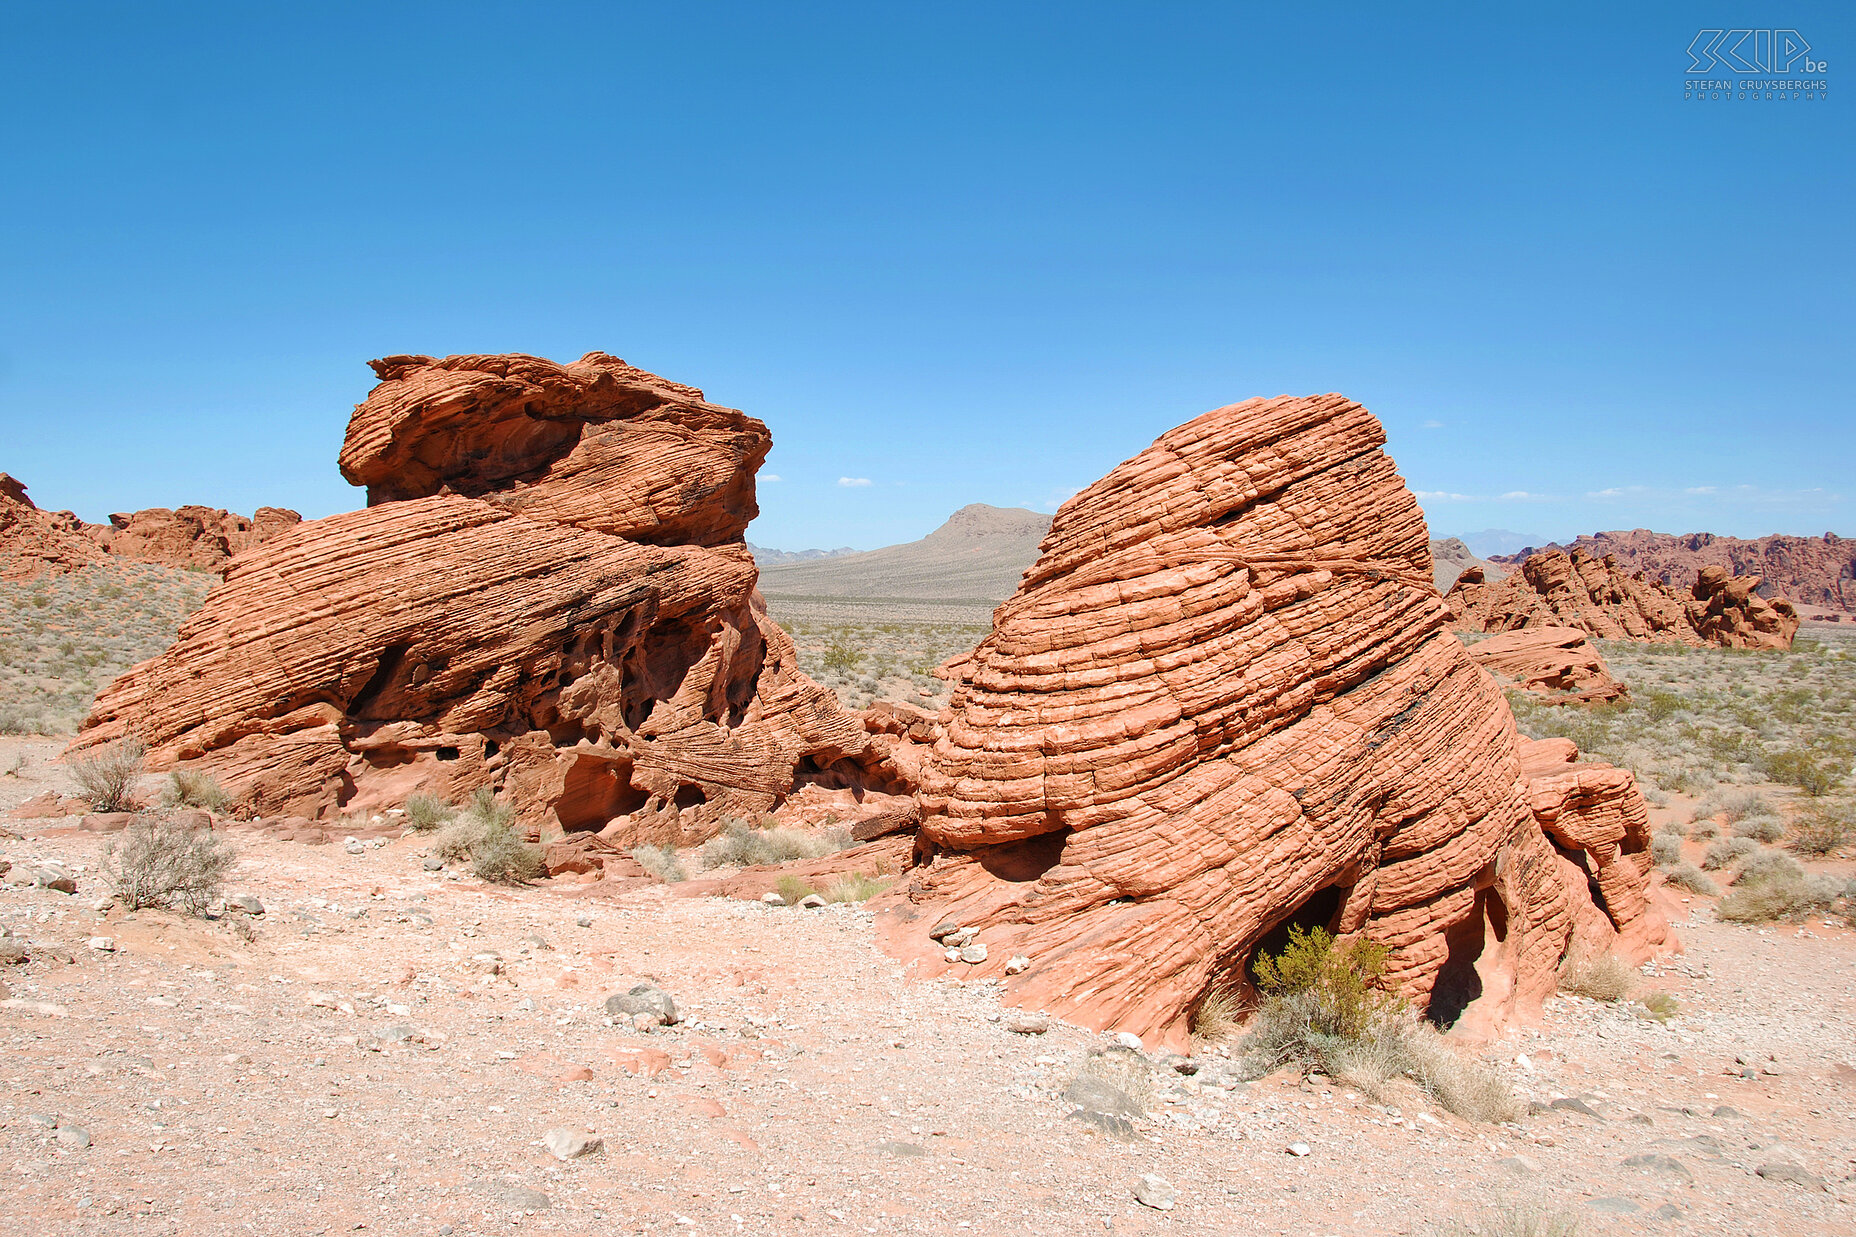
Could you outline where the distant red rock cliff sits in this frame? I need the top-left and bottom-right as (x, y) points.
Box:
(0, 471), (300, 580)
(1491, 530), (1855, 613)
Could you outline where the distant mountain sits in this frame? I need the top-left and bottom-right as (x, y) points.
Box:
(1429, 538), (1506, 593)
(1455, 529), (1547, 558)
(746, 542), (857, 567)
(756, 504), (1052, 602)
(1489, 529), (1856, 612)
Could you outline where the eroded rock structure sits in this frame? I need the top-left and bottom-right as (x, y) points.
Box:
(75, 352), (898, 841)
(1491, 529), (1856, 613)
(1467, 627), (1627, 705)
(875, 395), (1672, 1048)
(0, 471), (299, 580)
(1447, 549), (1799, 650)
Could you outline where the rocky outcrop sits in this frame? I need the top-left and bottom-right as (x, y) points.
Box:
(1491, 529), (1856, 613)
(74, 352), (898, 843)
(874, 394), (1671, 1049)
(0, 471), (299, 580)
(1467, 627), (1627, 705)
(1447, 549), (1799, 650)
(1429, 537), (1505, 593)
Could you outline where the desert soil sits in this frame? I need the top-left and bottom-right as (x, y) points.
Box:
(3, 738), (1854, 1237)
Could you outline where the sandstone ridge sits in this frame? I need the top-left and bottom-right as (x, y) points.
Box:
(872, 394), (1673, 1049)
(1492, 529), (1855, 613)
(74, 352), (897, 844)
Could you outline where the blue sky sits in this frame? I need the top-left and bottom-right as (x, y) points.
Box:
(1, 3), (1848, 551)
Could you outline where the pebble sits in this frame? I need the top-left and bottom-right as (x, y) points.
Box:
(227, 894), (265, 915)
(927, 921), (962, 942)
(1003, 1012), (1049, 1035)
(1004, 954), (1030, 975)
(959, 943), (987, 964)
(798, 894), (826, 909)
(422, 856), (445, 871)
(86, 937), (116, 952)
(56, 1125), (91, 1149)
(760, 892), (786, 906)
(576, 915), (593, 927)
(606, 983), (679, 1025)
(1133, 1173), (1175, 1210)
(542, 1127), (603, 1160)
(1287, 1141), (1311, 1157)
(1112, 1031), (1143, 1051)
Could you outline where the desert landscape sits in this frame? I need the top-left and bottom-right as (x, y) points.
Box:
(2, 351), (1853, 1237)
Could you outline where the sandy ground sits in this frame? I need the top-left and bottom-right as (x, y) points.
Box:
(3, 735), (1855, 1237)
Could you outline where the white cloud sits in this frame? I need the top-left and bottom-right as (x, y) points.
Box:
(1587, 487), (1627, 499)
(1499, 490), (1541, 501)
(1414, 490), (1476, 502)
(1421, 419), (1443, 429)
(1684, 486), (1716, 495)
(761, 473), (781, 483)
(837, 476), (872, 488)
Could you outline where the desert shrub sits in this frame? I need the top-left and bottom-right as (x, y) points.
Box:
(1251, 925), (1399, 1040)
(68, 737), (147, 812)
(1718, 870), (1842, 923)
(1702, 837), (1756, 870)
(159, 769), (231, 813)
(104, 817), (236, 915)
(631, 844), (687, 883)
(1191, 982), (1244, 1045)
(1659, 766), (1716, 796)
(1635, 991), (1680, 1021)
(1733, 814), (1786, 843)
(1649, 834), (1683, 865)
(1761, 746), (1843, 796)
(1661, 861), (1719, 896)
(1557, 946), (1634, 1002)
(775, 873), (816, 905)
(1688, 816), (1720, 840)
(470, 822), (545, 885)
(699, 819), (851, 869)
(1640, 787), (1671, 808)
(821, 871), (890, 903)
(432, 818), (489, 864)
(1435, 1201), (1582, 1237)
(1790, 802), (1854, 856)
(403, 793), (455, 832)
(822, 639), (860, 675)
(460, 786), (514, 830)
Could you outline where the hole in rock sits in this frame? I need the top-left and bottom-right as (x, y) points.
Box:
(349, 644), (413, 720)
(1427, 888), (1508, 1029)
(555, 755), (649, 833)
(483, 739), (500, 758)
(434, 746), (460, 762)
(1245, 883), (1348, 988)
(1549, 840), (1622, 933)
(673, 784), (707, 810)
(976, 828), (1070, 883)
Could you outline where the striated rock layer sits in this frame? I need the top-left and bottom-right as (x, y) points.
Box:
(1491, 529), (1856, 613)
(875, 395), (1673, 1049)
(0, 471), (299, 580)
(1447, 549), (1799, 650)
(75, 352), (897, 842)
(1466, 627), (1627, 705)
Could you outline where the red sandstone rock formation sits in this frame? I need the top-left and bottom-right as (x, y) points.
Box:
(1447, 550), (1799, 650)
(1467, 627), (1627, 705)
(873, 395), (1672, 1050)
(1491, 529), (1856, 613)
(0, 470), (300, 580)
(74, 352), (897, 842)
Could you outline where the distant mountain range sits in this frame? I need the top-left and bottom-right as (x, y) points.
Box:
(755, 504), (1053, 602)
(1451, 529), (1547, 558)
(746, 542), (857, 567)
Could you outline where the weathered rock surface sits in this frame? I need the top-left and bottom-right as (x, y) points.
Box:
(874, 394), (1672, 1049)
(0, 471), (299, 580)
(1447, 550), (1799, 649)
(1491, 529), (1856, 613)
(1467, 627), (1628, 705)
(74, 352), (897, 845)
(1430, 536), (1506, 593)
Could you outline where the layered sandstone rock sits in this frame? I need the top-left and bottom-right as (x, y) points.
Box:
(75, 352), (895, 844)
(875, 395), (1671, 1048)
(1492, 529), (1856, 613)
(1467, 627), (1627, 705)
(1447, 549), (1799, 650)
(0, 470), (299, 580)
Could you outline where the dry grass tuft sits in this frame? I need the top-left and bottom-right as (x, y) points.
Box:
(699, 819), (852, 870)
(1191, 983), (1245, 1045)
(821, 872), (891, 903)
(631, 844), (687, 884)
(1557, 946), (1635, 1002)
(104, 816), (236, 915)
(159, 769), (231, 814)
(403, 793), (455, 832)
(1434, 1201), (1582, 1237)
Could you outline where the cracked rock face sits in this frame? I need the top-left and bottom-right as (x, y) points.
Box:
(74, 352), (887, 844)
(876, 394), (1672, 1050)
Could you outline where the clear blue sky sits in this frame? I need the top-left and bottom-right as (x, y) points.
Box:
(1, 3), (1849, 551)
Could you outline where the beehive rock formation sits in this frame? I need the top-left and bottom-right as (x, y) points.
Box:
(1447, 549), (1799, 650)
(0, 471), (299, 580)
(75, 352), (894, 842)
(1467, 627), (1627, 705)
(875, 395), (1672, 1048)
(1492, 529), (1856, 613)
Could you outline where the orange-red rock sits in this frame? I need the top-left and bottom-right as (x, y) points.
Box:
(1467, 627), (1628, 705)
(74, 352), (892, 845)
(1447, 549), (1799, 649)
(0, 473), (114, 580)
(873, 395), (1672, 1049)
(1491, 528), (1856, 613)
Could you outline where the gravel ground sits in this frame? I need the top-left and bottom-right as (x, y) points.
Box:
(4, 735), (1855, 1236)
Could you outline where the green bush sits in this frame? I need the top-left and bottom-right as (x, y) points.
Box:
(159, 769), (232, 814)
(1649, 834), (1683, 865)
(1635, 991), (1680, 1021)
(403, 793), (455, 832)
(1762, 747), (1843, 796)
(775, 873), (816, 904)
(1790, 802), (1853, 856)
(822, 872), (891, 903)
(1252, 925), (1398, 1041)
(470, 823), (544, 885)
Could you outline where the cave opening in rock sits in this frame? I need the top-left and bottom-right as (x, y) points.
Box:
(1427, 887), (1509, 1028)
(1244, 882), (1349, 988)
(672, 784), (707, 810)
(1548, 839), (1621, 932)
(555, 754), (649, 832)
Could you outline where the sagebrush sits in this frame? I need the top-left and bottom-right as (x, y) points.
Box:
(104, 817), (237, 914)
(69, 737), (147, 812)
